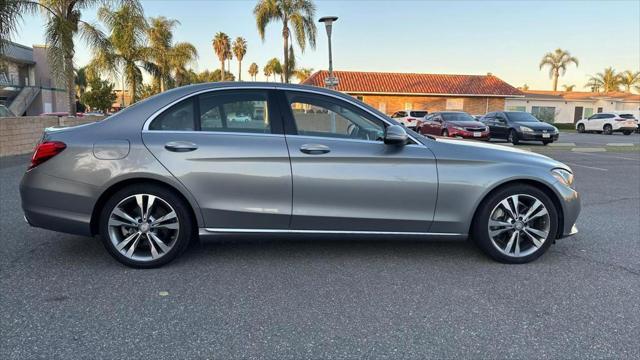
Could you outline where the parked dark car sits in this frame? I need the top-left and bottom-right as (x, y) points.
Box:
(416, 111), (490, 140)
(481, 111), (559, 145)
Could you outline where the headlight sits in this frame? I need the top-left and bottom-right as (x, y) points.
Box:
(520, 126), (533, 132)
(552, 168), (574, 187)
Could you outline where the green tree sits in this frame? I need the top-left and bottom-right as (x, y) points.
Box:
(232, 37), (247, 81)
(292, 67), (313, 82)
(75, 66), (88, 99)
(619, 70), (640, 93)
(5, 0), (118, 115)
(92, 2), (148, 105)
(248, 62), (259, 81)
(82, 77), (116, 113)
(254, 0), (317, 83)
(263, 63), (272, 82)
(588, 67), (621, 93)
(562, 84), (575, 92)
(212, 32), (231, 81)
(539, 49), (579, 91)
(266, 57), (282, 82)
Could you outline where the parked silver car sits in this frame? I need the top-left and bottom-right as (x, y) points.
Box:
(20, 83), (580, 268)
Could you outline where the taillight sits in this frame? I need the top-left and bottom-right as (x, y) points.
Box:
(614, 118), (625, 121)
(407, 118), (416, 122)
(29, 141), (66, 170)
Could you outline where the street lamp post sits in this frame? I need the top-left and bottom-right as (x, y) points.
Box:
(319, 16), (338, 132)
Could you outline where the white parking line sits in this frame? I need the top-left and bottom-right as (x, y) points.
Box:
(563, 162), (608, 171)
(571, 151), (640, 162)
(606, 143), (635, 147)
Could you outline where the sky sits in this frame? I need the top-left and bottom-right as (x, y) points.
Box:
(12, 0), (640, 90)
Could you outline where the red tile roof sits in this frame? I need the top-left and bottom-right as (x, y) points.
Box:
(302, 70), (524, 97)
(523, 90), (640, 101)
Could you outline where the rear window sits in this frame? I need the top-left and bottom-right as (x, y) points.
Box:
(409, 111), (428, 118)
(441, 112), (475, 122)
(619, 114), (636, 119)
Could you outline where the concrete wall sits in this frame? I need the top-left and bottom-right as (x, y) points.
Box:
(0, 116), (102, 157)
(505, 97), (640, 123)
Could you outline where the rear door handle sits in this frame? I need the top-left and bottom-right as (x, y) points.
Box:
(299, 144), (330, 155)
(164, 141), (198, 152)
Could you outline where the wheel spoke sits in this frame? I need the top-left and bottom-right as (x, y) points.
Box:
(144, 195), (156, 220)
(152, 222), (179, 230)
(522, 229), (543, 248)
(527, 207), (548, 222)
(522, 200), (543, 222)
(490, 227), (511, 238)
(489, 219), (512, 228)
(136, 195), (145, 219)
(514, 232), (521, 256)
(500, 198), (517, 219)
(504, 230), (518, 254)
(147, 235), (159, 259)
(126, 234), (142, 257)
(109, 218), (137, 228)
(148, 232), (171, 252)
(112, 207), (138, 225)
(151, 211), (176, 226)
(525, 226), (548, 240)
(116, 231), (141, 251)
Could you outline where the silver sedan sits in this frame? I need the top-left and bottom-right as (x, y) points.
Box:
(20, 83), (580, 268)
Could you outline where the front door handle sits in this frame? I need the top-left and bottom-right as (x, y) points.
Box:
(300, 143), (330, 155)
(164, 141), (198, 152)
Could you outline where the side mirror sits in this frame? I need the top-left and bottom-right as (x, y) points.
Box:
(384, 125), (408, 145)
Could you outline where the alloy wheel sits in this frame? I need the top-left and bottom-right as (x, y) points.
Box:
(107, 194), (180, 262)
(487, 194), (551, 257)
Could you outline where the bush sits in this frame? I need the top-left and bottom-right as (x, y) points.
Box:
(554, 123), (576, 130)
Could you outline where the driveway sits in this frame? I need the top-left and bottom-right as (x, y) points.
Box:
(1, 150), (639, 359)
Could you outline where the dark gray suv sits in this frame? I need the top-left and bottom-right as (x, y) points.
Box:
(20, 83), (580, 267)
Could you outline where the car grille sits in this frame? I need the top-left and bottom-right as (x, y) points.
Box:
(465, 127), (486, 132)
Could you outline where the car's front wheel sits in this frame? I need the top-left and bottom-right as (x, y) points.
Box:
(99, 184), (193, 268)
(577, 124), (585, 133)
(508, 129), (519, 145)
(472, 184), (558, 263)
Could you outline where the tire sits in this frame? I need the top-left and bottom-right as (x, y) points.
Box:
(99, 184), (194, 268)
(603, 124), (613, 135)
(542, 141), (552, 145)
(577, 124), (585, 133)
(442, 129), (449, 137)
(623, 131), (632, 136)
(508, 129), (519, 145)
(472, 184), (558, 264)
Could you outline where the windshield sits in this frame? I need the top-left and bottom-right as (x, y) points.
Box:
(410, 111), (428, 118)
(441, 112), (475, 122)
(506, 112), (540, 123)
(619, 114), (636, 119)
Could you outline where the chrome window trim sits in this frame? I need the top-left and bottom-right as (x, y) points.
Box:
(201, 228), (464, 236)
(286, 134), (423, 147)
(141, 129), (284, 138)
(141, 84), (426, 146)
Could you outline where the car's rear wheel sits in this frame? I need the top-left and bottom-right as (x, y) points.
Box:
(622, 130), (632, 135)
(508, 129), (519, 145)
(472, 184), (558, 264)
(577, 124), (585, 133)
(603, 124), (613, 135)
(99, 184), (193, 268)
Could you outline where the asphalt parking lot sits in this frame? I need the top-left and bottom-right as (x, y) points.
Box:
(1, 147), (639, 359)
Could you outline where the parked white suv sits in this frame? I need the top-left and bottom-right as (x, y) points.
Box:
(390, 110), (429, 129)
(575, 112), (638, 135)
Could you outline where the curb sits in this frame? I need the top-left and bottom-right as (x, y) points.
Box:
(571, 147), (607, 152)
(606, 143), (635, 147)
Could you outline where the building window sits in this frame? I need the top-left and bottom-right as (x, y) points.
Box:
(378, 102), (387, 114)
(446, 98), (464, 110)
(597, 107), (603, 113)
(531, 106), (556, 123)
(355, 95), (364, 102)
(506, 106), (526, 112)
(584, 108), (594, 118)
(404, 102), (413, 110)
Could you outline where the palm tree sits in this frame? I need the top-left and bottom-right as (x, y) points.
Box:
(266, 58), (283, 82)
(539, 49), (579, 91)
(292, 67), (313, 82)
(619, 70), (640, 93)
(5, 0), (116, 115)
(232, 37), (247, 81)
(75, 67), (88, 100)
(146, 17), (196, 91)
(254, 0), (317, 83)
(562, 84), (575, 92)
(584, 78), (601, 93)
(587, 67), (621, 93)
(248, 62), (259, 81)
(263, 63), (273, 82)
(92, 2), (149, 105)
(212, 32), (231, 81)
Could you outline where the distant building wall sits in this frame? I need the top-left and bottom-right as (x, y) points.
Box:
(350, 94), (506, 115)
(30, 45), (68, 115)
